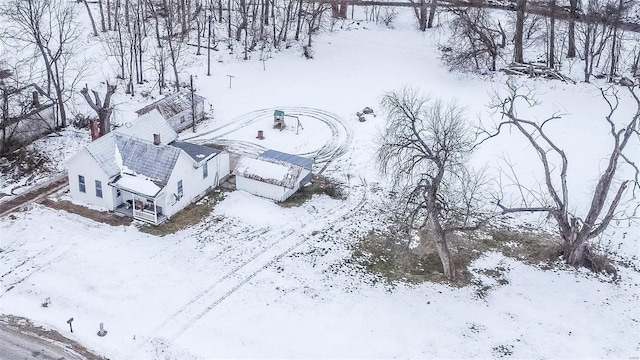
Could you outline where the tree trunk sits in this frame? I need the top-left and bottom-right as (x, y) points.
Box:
(548, 0), (555, 68)
(567, 0), (577, 58)
(418, 0), (427, 31)
(81, 83), (116, 138)
(339, 0), (348, 18)
(98, 0), (107, 32)
(83, 0), (99, 36)
(427, 0), (436, 29)
(107, 0), (112, 30)
(417, 224), (455, 280)
(294, 0), (303, 41)
(433, 223), (455, 280)
(566, 239), (589, 266)
(584, 23), (591, 83)
(514, 0), (526, 63)
(608, 0), (623, 80)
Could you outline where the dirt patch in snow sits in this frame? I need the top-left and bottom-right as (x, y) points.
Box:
(353, 224), (563, 286)
(138, 187), (229, 236)
(40, 198), (133, 227)
(279, 175), (346, 208)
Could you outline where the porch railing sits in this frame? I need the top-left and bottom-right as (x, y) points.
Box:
(133, 208), (157, 224)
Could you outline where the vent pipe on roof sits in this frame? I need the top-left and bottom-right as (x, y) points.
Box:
(153, 133), (161, 145)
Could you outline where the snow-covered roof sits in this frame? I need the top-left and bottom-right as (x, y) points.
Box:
(135, 90), (205, 119)
(171, 141), (219, 163)
(111, 173), (162, 197)
(116, 109), (177, 144)
(261, 150), (313, 170)
(115, 135), (180, 185)
(84, 133), (181, 185)
(234, 155), (309, 189)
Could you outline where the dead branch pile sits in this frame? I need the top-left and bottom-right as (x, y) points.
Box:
(503, 62), (575, 83)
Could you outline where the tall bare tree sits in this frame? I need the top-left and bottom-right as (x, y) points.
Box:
(0, 0), (84, 128)
(484, 82), (639, 270)
(378, 87), (486, 280)
(442, 7), (505, 72)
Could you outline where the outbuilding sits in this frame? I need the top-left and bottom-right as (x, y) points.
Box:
(135, 90), (205, 132)
(234, 150), (313, 202)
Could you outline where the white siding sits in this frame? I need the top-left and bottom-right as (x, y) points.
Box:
(236, 176), (297, 202)
(217, 153), (230, 182)
(163, 151), (230, 218)
(67, 149), (115, 210)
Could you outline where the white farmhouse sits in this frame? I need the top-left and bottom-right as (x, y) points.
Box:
(234, 150), (313, 202)
(67, 110), (229, 225)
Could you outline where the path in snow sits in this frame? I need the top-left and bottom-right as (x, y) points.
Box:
(184, 106), (354, 172)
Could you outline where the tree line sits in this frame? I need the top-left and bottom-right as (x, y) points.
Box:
(0, 0), (638, 151)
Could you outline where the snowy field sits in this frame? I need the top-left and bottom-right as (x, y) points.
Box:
(1, 9), (640, 359)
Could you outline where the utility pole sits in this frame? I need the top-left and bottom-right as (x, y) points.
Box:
(207, 16), (212, 76)
(190, 75), (196, 133)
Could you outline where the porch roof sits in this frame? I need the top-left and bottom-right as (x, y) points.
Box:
(111, 173), (163, 198)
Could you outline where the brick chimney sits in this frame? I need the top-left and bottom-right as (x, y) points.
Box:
(32, 91), (39, 108)
(90, 120), (100, 141)
(153, 133), (161, 145)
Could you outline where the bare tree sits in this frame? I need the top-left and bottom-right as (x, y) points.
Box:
(580, 0), (612, 83)
(484, 82), (639, 270)
(0, 0), (83, 128)
(81, 82), (117, 138)
(378, 87), (487, 280)
(441, 7), (505, 72)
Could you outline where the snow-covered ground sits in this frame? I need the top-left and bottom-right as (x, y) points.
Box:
(1, 9), (639, 359)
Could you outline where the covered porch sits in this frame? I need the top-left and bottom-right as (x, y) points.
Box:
(110, 174), (167, 225)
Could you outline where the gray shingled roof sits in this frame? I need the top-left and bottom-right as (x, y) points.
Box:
(135, 90), (205, 119)
(170, 141), (219, 163)
(115, 135), (180, 185)
(261, 150), (313, 170)
(84, 133), (181, 185)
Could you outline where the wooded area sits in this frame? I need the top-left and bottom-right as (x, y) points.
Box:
(0, 0), (638, 154)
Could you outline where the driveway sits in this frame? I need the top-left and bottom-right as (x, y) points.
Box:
(0, 315), (106, 360)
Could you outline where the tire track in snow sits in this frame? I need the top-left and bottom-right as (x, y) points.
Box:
(184, 106), (353, 171)
(0, 245), (76, 297)
(129, 106), (356, 356)
(132, 178), (368, 357)
(0, 207), (112, 297)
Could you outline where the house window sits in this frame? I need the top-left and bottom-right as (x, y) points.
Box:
(95, 180), (103, 198)
(203, 162), (208, 179)
(177, 180), (183, 198)
(78, 175), (86, 193)
(116, 189), (121, 197)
